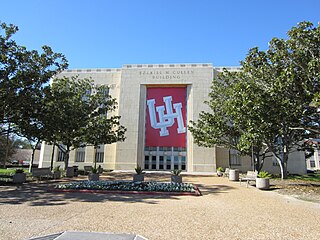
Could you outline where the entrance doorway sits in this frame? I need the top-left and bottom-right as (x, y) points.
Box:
(144, 146), (186, 171)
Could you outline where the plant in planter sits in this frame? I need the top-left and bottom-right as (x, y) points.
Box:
(88, 167), (100, 181)
(171, 169), (182, 183)
(256, 171), (272, 190)
(216, 167), (224, 177)
(13, 169), (26, 184)
(97, 165), (103, 174)
(53, 166), (61, 179)
(133, 165), (145, 182)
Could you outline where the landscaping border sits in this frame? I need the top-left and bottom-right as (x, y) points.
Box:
(48, 187), (202, 196)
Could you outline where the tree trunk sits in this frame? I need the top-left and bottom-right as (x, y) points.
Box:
(253, 146), (264, 172)
(282, 152), (289, 179)
(272, 153), (285, 180)
(254, 153), (260, 172)
(50, 143), (55, 170)
(64, 147), (70, 170)
(94, 146), (97, 169)
(29, 140), (40, 173)
(4, 123), (10, 168)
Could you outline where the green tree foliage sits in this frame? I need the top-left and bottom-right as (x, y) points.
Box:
(12, 138), (32, 149)
(45, 76), (126, 170)
(0, 22), (68, 135)
(190, 21), (320, 179)
(0, 21), (67, 168)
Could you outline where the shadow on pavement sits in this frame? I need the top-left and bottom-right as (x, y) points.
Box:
(0, 172), (236, 206)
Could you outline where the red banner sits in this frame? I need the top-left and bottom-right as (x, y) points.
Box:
(145, 87), (187, 147)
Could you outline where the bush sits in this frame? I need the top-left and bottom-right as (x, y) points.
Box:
(135, 165), (145, 175)
(172, 169), (182, 176)
(258, 171), (272, 178)
(216, 167), (224, 172)
(14, 169), (24, 174)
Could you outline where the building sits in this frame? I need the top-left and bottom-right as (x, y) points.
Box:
(11, 149), (40, 166)
(39, 63), (306, 174)
(305, 139), (320, 171)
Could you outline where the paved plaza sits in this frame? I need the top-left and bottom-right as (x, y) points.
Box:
(0, 173), (319, 240)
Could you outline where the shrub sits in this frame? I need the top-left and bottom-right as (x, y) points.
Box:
(53, 166), (60, 172)
(14, 169), (24, 174)
(172, 169), (182, 176)
(216, 167), (224, 172)
(135, 165), (145, 175)
(258, 171), (272, 178)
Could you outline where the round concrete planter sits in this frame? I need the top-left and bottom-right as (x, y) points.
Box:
(256, 178), (270, 190)
(88, 173), (100, 181)
(133, 174), (144, 182)
(229, 169), (239, 181)
(53, 171), (61, 179)
(13, 173), (26, 184)
(66, 167), (75, 177)
(171, 175), (182, 183)
(217, 171), (223, 177)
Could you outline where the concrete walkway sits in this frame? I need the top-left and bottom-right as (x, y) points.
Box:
(0, 173), (319, 240)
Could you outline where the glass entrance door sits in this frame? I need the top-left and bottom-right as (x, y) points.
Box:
(144, 146), (186, 171)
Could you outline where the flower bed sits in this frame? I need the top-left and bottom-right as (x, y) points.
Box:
(54, 180), (200, 195)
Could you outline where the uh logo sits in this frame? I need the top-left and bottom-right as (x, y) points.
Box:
(147, 96), (186, 137)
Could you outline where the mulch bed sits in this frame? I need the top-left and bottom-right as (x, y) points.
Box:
(271, 179), (320, 203)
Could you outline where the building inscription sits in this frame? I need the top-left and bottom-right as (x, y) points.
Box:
(139, 70), (194, 80)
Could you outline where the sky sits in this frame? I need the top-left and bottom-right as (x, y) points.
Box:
(0, 0), (319, 69)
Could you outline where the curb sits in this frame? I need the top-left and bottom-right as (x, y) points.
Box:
(47, 187), (202, 196)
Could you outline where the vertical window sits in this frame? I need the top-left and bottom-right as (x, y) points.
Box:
(144, 155), (150, 169)
(57, 145), (66, 162)
(181, 156), (186, 170)
(95, 145), (104, 163)
(166, 156), (172, 170)
(75, 147), (86, 162)
(310, 160), (316, 168)
(230, 149), (241, 166)
(152, 156), (157, 169)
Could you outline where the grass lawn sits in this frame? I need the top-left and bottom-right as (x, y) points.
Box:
(288, 172), (320, 182)
(0, 168), (16, 175)
(0, 168), (30, 182)
(0, 168), (29, 174)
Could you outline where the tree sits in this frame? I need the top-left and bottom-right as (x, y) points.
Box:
(189, 71), (270, 172)
(12, 138), (32, 149)
(0, 21), (68, 167)
(0, 22), (67, 130)
(45, 76), (126, 170)
(0, 134), (15, 164)
(83, 84), (126, 169)
(190, 21), (320, 179)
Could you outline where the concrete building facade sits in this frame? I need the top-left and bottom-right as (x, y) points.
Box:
(39, 63), (306, 175)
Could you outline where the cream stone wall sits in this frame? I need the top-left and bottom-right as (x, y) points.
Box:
(39, 69), (121, 170)
(116, 64), (216, 172)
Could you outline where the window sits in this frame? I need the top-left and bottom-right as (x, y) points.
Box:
(310, 160), (316, 168)
(75, 147), (85, 162)
(144, 146), (187, 171)
(57, 145), (66, 162)
(230, 149), (241, 166)
(181, 156), (186, 170)
(95, 145), (104, 163)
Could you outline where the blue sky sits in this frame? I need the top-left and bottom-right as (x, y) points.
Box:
(1, 0), (319, 69)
